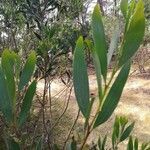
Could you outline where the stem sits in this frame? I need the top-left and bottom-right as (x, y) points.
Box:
(79, 66), (119, 149)
(50, 85), (73, 131)
(79, 125), (91, 150)
(42, 69), (53, 149)
(63, 110), (80, 150)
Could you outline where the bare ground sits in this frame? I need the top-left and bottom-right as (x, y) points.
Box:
(37, 68), (150, 147)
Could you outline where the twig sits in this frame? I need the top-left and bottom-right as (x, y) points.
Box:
(49, 85), (73, 131)
(63, 109), (80, 150)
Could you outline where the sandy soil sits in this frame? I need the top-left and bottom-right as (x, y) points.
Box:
(37, 69), (150, 146)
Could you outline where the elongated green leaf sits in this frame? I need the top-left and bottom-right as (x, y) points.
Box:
(127, 0), (136, 20)
(0, 67), (13, 123)
(107, 24), (120, 66)
(124, 0), (136, 33)
(98, 137), (102, 149)
(112, 117), (120, 148)
(114, 117), (120, 139)
(97, 135), (107, 150)
(120, 122), (135, 142)
(66, 137), (77, 150)
(134, 138), (138, 150)
(94, 61), (131, 128)
(18, 80), (36, 127)
(141, 143), (150, 150)
(127, 136), (133, 150)
(70, 138), (77, 150)
(1, 50), (16, 105)
(84, 98), (95, 129)
(92, 4), (107, 80)
(120, 0), (128, 19)
(120, 116), (128, 127)
(19, 51), (36, 90)
(119, 0), (145, 67)
(73, 36), (90, 118)
(13, 53), (21, 80)
(92, 50), (102, 98)
(102, 135), (107, 150)
(8, 138), (20, 150)
(36, 137), (43, 150)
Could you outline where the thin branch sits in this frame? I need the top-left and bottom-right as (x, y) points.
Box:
(49, 85), (73, 131)
(63, 109), (80, 150)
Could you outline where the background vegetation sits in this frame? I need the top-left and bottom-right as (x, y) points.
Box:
(0, 0), (149, 149)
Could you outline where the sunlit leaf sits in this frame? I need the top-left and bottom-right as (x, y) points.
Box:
(19, 51), (36, 90)
(1, 50), (16, 105)
(102, 135), (107, 150)
(119, 0), (145, 67)
(91, 50), (102, 98)
(94, 61), (131, 128)
(120, 122), (135, 142)
(0, 67), (13, 123)
(120, 0), (128, 19)
(18, 80), (36, 127)
(127, 136), (133, 150)
(134, 138), (138, 150)
(73, 36), (90, 118)
(97, 135), (107, 150)
(107, 24), (120, 66)
(92, 4), (107, 80)
(98, 136), (102, 149)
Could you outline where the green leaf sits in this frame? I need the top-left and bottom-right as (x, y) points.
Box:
(141, 143), (150, 150)
(124, 0), (136, 33)
(102, 135), (107, 150)
(107, 24), (120, 66)
(73, 36), (90, 118)
(84, 98), (95, 129)
(119, 116), (128, 127)
(98, 137), (102, 149)
(112, 117), (120, 148)
(66, 137), (77, 150)
(119, 0), (145, 67)
(98, 135), (107, 150)
(0, 67), (13, 123)
(53, 144), (59, 150)
(120, 122), (135, 142)
(91, 50), (102, 98)
(127, 136), (133, 150)
(36, 137), (43, 150)
(1, 50), (16, 106)
(134, 138), (138, 150)
(120, 0), (128, 19)
(92, 4), (107, 80)
(8, 138), (20, 150)
(18, 80), (36, 127)
(19, 51), (36, 90)
(94, 61), (131, 128)
(114, 117), (120, 138)
(70, 137), (77, 150)
(127, 0), (136, 20)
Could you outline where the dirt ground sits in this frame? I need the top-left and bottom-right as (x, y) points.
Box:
(37, 67), (150, 147)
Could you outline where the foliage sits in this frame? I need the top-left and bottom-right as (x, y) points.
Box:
(0, 0), (149, 149)
(0, 50), (36, 149)
(73, 0), (146, 149)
